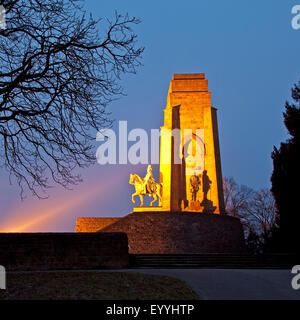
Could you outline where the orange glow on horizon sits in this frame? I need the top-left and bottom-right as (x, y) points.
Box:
(0, 192), (94, 233)
(0, 169), (129, 233)
(0, 188), (101, 233)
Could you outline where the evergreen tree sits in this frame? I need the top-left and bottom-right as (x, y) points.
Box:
(271, 80), (300, 253)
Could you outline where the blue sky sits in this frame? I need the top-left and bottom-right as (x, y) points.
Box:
(0, 0), (299, 231)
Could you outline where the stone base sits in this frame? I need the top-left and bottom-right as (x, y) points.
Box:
(97, 211), (246, 254)
(133, 206), (165, 212)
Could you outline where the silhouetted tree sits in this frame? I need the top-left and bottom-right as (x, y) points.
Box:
(271, 80), (300, 252)
(223, 177), (278, 251)
(246, 188), (278, 237)
(223, 177), (254, 235)
(246, 229), (263, 255)
(0, 0), (143, 197)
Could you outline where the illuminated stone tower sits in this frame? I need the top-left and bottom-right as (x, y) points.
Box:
(159, 73), (225, 214)
(75, 73), (246, 254)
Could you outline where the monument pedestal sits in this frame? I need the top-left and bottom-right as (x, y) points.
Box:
(133, 206), (165, 213)
(95, 211), (246, 254)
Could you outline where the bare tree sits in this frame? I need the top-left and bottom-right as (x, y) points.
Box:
(0, 0), (144, 197)
(223, 177), (253, 232)
(223, 177), (277, 238)
(246, 188), (278, 236)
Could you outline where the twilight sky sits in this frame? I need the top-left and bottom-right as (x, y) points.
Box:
(0, 0), (299, 232)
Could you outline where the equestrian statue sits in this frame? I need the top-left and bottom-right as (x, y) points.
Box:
(129, 165), (163, 207)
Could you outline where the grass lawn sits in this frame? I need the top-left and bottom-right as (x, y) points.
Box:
(0, 271), (200, 300)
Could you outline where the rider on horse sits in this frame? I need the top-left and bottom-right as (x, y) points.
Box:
(129, 165), (162, 207)
(143, 165), (156, 194)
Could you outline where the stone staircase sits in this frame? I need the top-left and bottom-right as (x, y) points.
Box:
(129, 254), (300, 269)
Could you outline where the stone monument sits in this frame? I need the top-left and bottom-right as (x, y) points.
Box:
(132, 73), (225, 214)
(75, 73), (246, 254)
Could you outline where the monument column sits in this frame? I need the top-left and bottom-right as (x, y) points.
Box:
(159, 73), (225, 214)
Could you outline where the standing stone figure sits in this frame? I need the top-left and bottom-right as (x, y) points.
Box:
(202, 170), (212, 200)
(190, 173), (201, 201)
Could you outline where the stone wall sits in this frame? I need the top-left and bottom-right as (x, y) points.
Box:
(0, 232), (128, 271)
(75, 217), (121, 232)
(93, 212), (246, 254)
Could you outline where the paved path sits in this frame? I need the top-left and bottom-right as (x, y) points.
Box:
(120, 269), (300, 300)
(9, 268), (300, 300)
